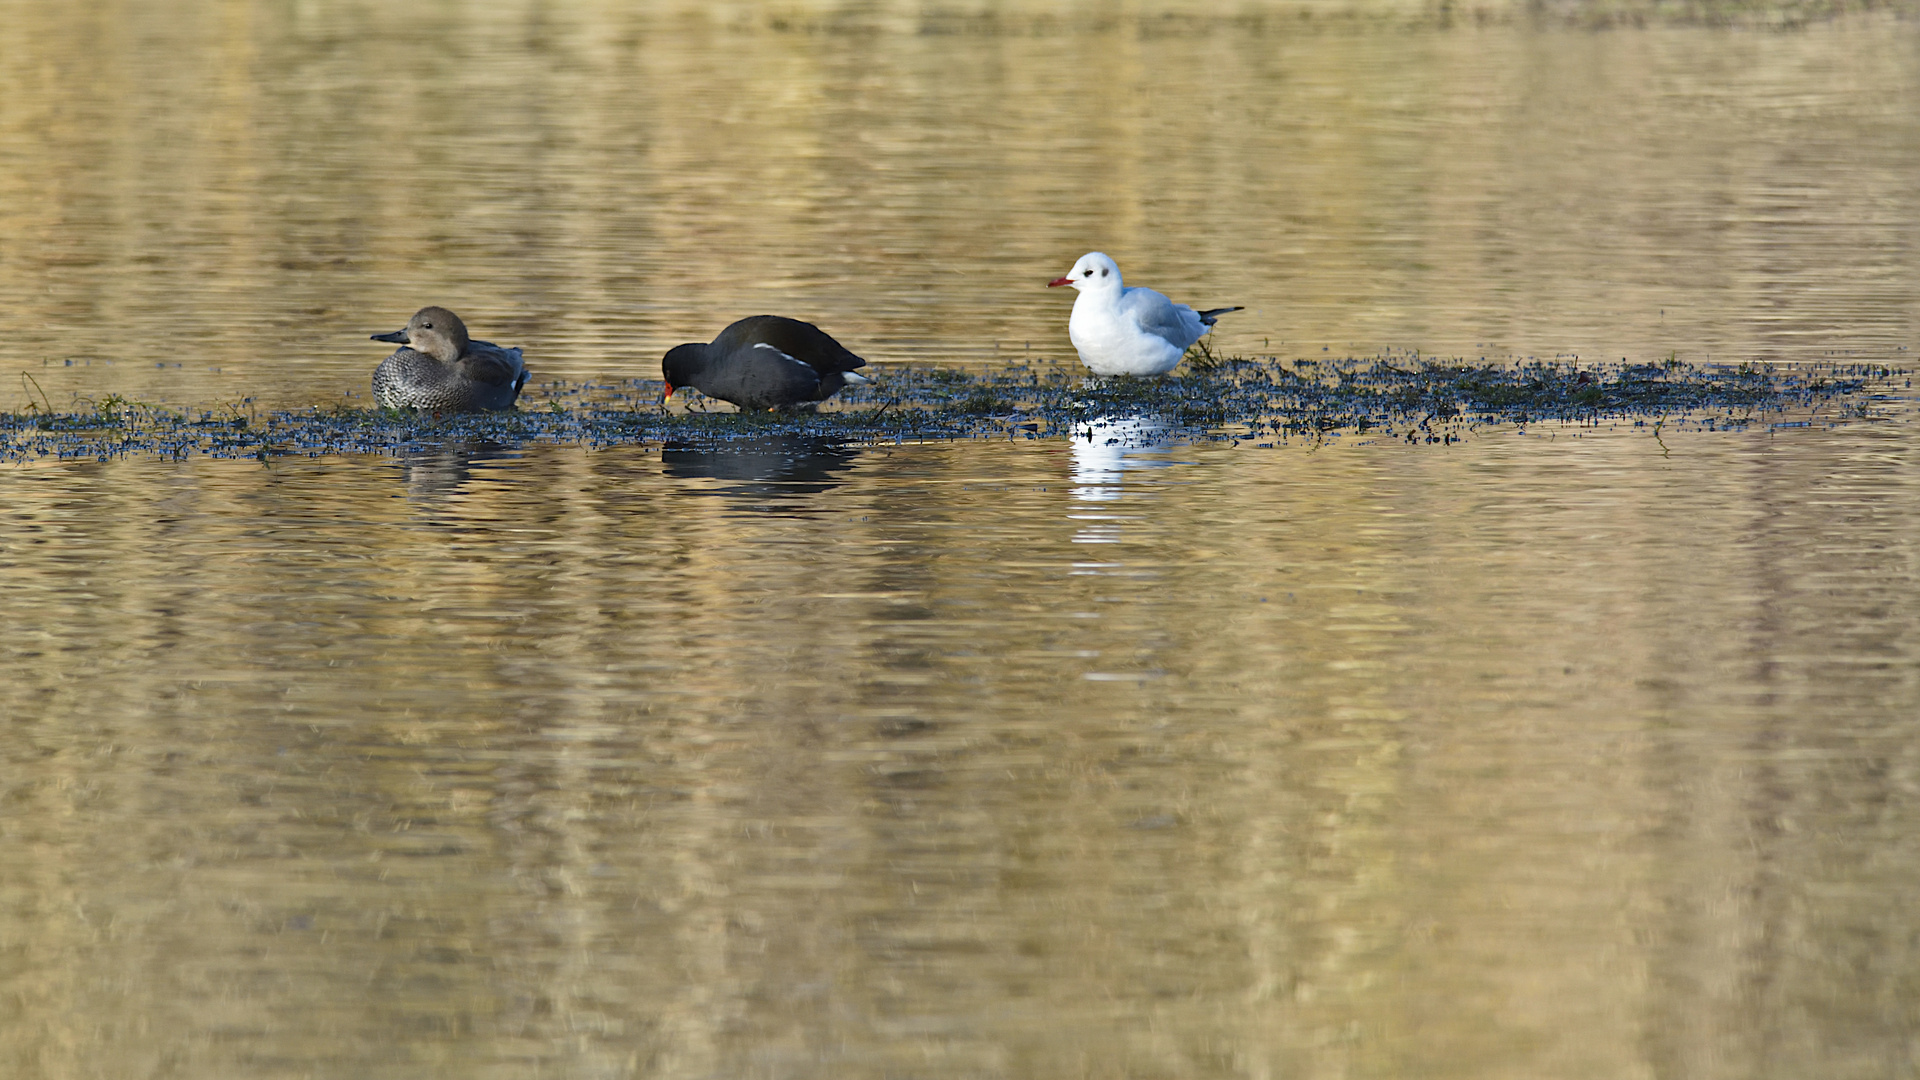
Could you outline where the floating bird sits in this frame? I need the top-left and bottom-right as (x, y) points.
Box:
(1048, 252), (1241, 376)
(662, 315), (871, 410)
(370, 306), (528, 412)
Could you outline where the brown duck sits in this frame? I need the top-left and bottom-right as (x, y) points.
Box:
(371, 307), (528, 412)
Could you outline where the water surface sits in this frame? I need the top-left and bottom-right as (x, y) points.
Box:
(3, 4), (1920, 1079)
(2, 4), (1916, 408)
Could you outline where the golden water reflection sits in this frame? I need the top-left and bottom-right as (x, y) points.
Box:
(1, 5), (1916, 414)
(5, 419), (1919, 1077)
(5, 3), (1920, 1077)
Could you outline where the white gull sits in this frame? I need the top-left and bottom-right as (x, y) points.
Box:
(1047, 252), (1241, 376)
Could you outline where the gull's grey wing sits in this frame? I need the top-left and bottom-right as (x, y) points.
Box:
(1119, 286), (1207, 350)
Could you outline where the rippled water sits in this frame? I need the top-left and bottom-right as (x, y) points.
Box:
(4, 2), (1917, 410)
(4, 4), (1920, 1079)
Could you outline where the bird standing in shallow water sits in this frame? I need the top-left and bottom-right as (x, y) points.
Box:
(1048, 252), (1241, 376)
(371, 306), (528, 412)
(662, 315), (871, 411)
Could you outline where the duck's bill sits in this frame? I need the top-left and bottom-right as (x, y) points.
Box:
(370, 329), (410, 344)
(1046, 277), (1074, 288)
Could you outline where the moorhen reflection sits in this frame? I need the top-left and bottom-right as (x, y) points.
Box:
(661, 434), (860, 498)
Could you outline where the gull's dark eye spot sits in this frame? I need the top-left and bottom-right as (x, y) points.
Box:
(1099, 268), (1108, 277)
(1083, 269), (1093, 277)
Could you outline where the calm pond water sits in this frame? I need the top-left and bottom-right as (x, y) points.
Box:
(5, 3), (1920, 1079)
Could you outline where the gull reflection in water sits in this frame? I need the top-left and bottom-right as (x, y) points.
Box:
(1069, 413), (1175, 546)
(662, 435), (859, 502)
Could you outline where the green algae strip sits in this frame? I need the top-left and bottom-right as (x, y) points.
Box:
(3, 356), (1893, 463)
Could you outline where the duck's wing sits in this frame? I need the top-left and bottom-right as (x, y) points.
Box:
(1119, 286), (1208, 351)
(720, 315), (867, 375)
(457, 340), (528, 389)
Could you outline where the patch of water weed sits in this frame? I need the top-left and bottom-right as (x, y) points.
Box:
(1, 356), (1889, 463)
(948, 387), (1016, 415)
(1183, 337), (1226, 373)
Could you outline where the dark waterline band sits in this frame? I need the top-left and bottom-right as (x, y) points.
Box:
(3, 357), (1887, 463)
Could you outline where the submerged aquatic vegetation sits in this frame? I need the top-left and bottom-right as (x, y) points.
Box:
(0, 355), (1893, 463)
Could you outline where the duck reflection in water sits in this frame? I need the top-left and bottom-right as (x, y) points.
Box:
(1070, 414), (1175, 545)
(661, 435), (860, 500)
(397, 441), (523, 503)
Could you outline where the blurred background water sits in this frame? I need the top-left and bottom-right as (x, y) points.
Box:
(3, 0), (1917, 409)
(3, 3), (1920, 1078)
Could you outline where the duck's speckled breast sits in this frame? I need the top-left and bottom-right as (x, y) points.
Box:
(373, 348), (523, 412)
